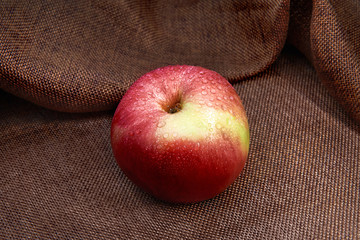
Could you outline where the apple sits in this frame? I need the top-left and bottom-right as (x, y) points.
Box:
(111, 65), (249, 203)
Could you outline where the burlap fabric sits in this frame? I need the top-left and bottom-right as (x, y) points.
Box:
(1, 0), (359, 239)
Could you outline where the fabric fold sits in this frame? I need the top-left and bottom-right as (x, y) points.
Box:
(0, 0), (289, 112)
(288, 0), (360, 123)
(0, 0), (359, 124)
(311, 0), (360, 123)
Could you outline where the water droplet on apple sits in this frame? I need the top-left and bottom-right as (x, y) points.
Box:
(202, 79), (208, 84)
(229, 96), (234, 100)
(223, 96), (228, 100)
(201, 91), (207, 95)
(217, 96), (222, 101)
(157, 121), (166, 128)
(210, 89), (216, 94)
(199, 100), (205, 105)
(201, 86), (206, 90)
(217, 86), (223, 90)
(226, 118), (231, 126)
(207, 102), (213, 107)
(163, 133), (169, 138)
(199, 71), (205, 75)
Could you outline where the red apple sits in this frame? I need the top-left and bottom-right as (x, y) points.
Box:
(111, 65), (249, 203)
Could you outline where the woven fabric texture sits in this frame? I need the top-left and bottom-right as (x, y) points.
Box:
(1, 0), (289, 112)
(1, 0), (360, 238)
(287, 0), (360, 123)
(1, 0), (359, 122)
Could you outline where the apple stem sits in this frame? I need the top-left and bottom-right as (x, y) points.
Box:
(168, 102), (182, 114)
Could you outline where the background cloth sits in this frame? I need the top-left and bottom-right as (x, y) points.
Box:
(1, 0), (359, 239)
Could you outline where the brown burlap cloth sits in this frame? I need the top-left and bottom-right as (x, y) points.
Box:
(1, 0), (359, 239)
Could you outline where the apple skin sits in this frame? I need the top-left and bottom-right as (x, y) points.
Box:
(111, 65), (249, 203)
